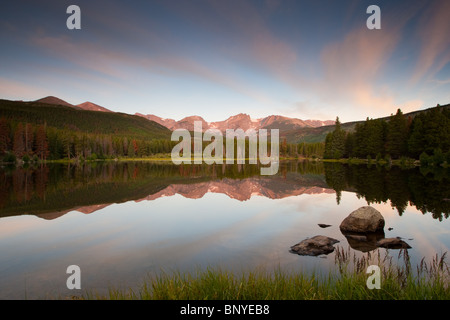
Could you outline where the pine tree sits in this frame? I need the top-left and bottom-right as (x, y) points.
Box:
(13, 123), (25, 158)
(324, 117), (346, 159)
(408, 116), (425, 158)
(128, 140), (135, 157)
(24, 123), (33, 155)
(0, 117), (10, 155)
(35, 125), (49, 161)
(344, 132), (355, 158)
(421, 108), (450, 154)
(132, 139), (139, 156)
(386, 109), (408, 159)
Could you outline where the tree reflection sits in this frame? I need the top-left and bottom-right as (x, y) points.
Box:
(324, 163), (449, 220)
(0, 161), (448, 221)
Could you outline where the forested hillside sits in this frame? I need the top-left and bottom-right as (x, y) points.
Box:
(324, 104), (450, 163)
(1, 98), (448, 163)
(0, 99), (173, 161)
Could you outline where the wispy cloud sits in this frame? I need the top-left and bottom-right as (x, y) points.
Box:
(2, 0), (448, 121)
(30, 29), (277, 111)
(412, 0), (450, 83)
(31, 34), (132, 79)
(0, 77), (52, 101)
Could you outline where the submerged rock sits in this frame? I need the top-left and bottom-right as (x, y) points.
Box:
(376, 238), (412, 249)
(290, 235), (340, 256)
(339, 206), (385, 233)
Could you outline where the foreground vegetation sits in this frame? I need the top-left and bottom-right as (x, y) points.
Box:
(82, 248), (449, 300)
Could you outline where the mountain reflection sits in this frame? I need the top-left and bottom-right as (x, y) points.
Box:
(0, 161), (448, 220)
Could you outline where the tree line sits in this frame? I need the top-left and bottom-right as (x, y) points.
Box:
(0, 118), (177, 162)
(0, 117), (326, 163)
(280, 140), (325, 159)
(324, 106), (450, 165)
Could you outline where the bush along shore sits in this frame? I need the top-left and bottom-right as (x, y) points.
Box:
(78, 248), (449, 300)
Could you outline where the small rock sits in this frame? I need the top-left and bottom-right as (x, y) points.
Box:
(376, 238), (411, 249)
(290, 235), (340, 256)
(318, 224), (332, 228)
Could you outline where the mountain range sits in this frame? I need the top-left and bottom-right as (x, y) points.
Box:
(135, 112), (335, 133)
(34, 96), (335, 134)
(0, 97), (172, 141)
(9, 96), (448, 143)
(35, 96), (113, 113)
(35, 176), (334, 220)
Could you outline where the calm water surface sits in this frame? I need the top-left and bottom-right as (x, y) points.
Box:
(0, 161), (448, 299)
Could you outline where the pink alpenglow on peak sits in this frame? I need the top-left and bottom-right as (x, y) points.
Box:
(76, 102), (113, 113)
(135, 112), (334, 133)
(171, 121), (279, 175)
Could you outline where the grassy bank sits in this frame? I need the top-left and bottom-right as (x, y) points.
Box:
(82, 249), (449, 300)
(4, 155), (445, 168)
(322, 158), (417, 167)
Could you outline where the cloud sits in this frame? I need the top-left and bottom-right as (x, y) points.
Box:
(257, 1), (433, 121)
(412, 0), (450, 83)
(0, 77), (52, 100)
(139, 55), (276, 107)
(167, 0), (299, 83)
(9, 0), (447, 121)
(30, 29), (277, 112)
(309, 12), (426, 120)
(31, 34), (132, 79)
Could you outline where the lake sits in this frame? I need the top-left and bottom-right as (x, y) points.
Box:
(0, 161), (449, 299)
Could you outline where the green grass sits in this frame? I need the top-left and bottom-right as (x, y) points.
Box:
(81, 248), (449, 300)
(322, 158), (420, 167)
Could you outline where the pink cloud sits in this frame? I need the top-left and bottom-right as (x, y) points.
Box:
(321, 28), (398, 83)
(30, 30), (277, 110)
(0, 77), (52, 100)
(31, 34), (131, 79)
(412, 0), (450, 83)
(169, 0), (299, 81)
(139, 55), (275, 106)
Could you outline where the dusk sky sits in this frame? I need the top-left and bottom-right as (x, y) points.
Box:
(1, 0), (449, 122)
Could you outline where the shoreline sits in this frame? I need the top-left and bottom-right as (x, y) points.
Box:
(1, 156), (448, 168)
(75, 249), (449, 300)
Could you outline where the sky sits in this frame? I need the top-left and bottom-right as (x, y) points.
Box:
(1, 0), (449, 123)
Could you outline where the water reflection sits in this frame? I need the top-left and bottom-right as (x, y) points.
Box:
(324, 163), (450, 220)
(0, 161), (448, 299)
(0, 161), (448, 220)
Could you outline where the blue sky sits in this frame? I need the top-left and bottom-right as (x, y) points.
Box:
(1, 0), (449, 122)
